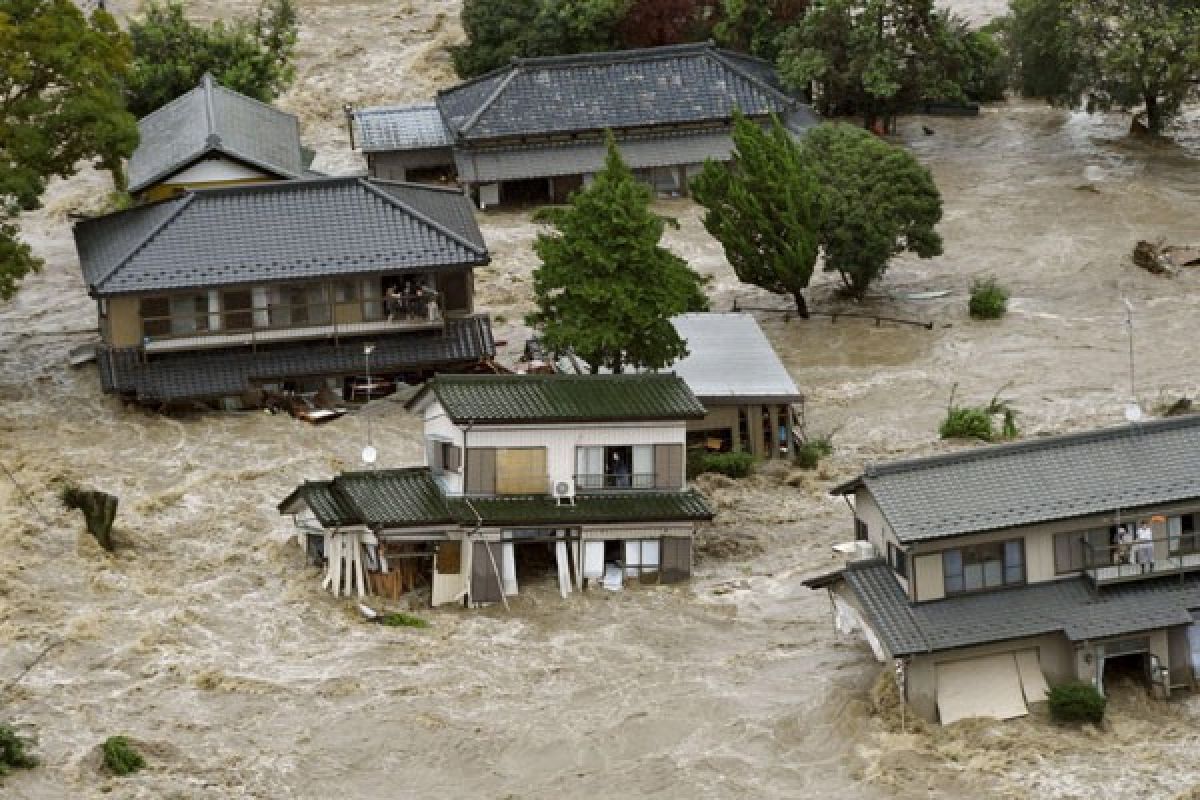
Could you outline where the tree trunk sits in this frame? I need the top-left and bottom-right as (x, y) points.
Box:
(792, 290), (810, 319)
(1144, 91), (1160, 134)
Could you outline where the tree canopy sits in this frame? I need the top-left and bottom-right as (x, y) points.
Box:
(690, 113), (823, 317)
(527, 136), (708, 373)
(801, 123), (943, 299)
(712, 0), (808, 61)
(1006, 0), (1200, 134)
(125, 0), (298, 118)
(0, 0), (137, 301)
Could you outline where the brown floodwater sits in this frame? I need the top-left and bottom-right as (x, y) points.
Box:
(3, 1), (1200, 797)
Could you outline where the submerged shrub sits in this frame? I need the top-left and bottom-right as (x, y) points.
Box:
(969, 276), (1009, 319)
(0, 725), (38, 775)
(940, 406), (995, 441)
(1047, 682), (1106, 725)
(102, 736), (145, 776)
(794, 435), (834, 470)
(688, 451), (755, 479)
(380, 612), (429, 628)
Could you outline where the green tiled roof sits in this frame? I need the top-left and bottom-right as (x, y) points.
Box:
(448, 490), (715, 526)
(410, 373), (706, 424)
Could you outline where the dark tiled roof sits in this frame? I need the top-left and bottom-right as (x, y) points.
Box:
(409, 373), (706, 423)
(74, 177), (488, 296)
(97, 316), (495, 402)
(808, 560), (1200, 657)
(836, 415), (1200, 543)
(436, 42), (806, 142)
(447, 489), (714, 526)
(279, 468), (454, 529)
(128, 73), (306, 193)
(353, 104), (454, 152)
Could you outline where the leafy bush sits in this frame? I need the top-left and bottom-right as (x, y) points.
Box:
(380, 612), (429, 628)
(969, 276), (1009, 319)
(940, 405), (995, 441)
(687, 449), (755, 479)
(794, 435), (834, 470)
(0, 725), (38, 775)
(102, 736), (145, 776)
(1047, 682), (1106, 725)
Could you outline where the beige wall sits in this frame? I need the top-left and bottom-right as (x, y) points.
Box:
(912, 554), (943, 601)
(106, 296), (143, 347)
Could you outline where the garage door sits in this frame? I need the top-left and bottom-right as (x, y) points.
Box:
(937, 652), (1029, 725)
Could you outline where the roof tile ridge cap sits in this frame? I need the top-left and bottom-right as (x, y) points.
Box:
(355, 101), (440, 114)
(358, 178), (486, 258)
(368, 177), (467, 196)
(200, 141), (305, 179)
(202, 72), (218, 141)
(436, 62), (515, 100)
(706, 48), (798, 110)
(517, 41), (712, 67)
(93, 194), (197, 292)
(458, 67), (522, 137)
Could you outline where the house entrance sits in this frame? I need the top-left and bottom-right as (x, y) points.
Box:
(1101, 652), (1150, 693)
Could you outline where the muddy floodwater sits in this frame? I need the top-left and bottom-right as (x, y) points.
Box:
(3, 0), (1200, 797)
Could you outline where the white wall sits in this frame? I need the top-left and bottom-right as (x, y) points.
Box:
(166, 156), (271, 184)
(422, 400), (466, 494)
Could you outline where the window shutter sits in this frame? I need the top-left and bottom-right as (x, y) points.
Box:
(660, 537), (692, 583)
(654, 444), (684, 490)
(465, 448), (496, 494)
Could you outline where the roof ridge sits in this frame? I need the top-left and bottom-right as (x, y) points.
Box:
(202, 72), (218, 139)
(357, 178), (487, 258)
(209, 79), (301, 127)
(706, 48), (799, 111)
(457, 68), (522, 137)
(188, 175), (358, 197)
(511, 41), (716, 68)
(368, 178), (472, 196)
(355, 102), (439, 115)
(135, 80), (206, 127)
(864, 413), (1200, 479)
(92, 194), (196, 292)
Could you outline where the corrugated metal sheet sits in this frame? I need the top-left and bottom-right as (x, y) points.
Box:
(669, 313), (802, 403)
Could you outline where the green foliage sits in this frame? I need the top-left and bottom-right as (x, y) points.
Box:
(712, 0), (807, 61)
(794, 435), (833, 469)
(1047, 681), (1106, 725)
(0, 725), (38, 775)
(939, 385), (1020, 441)
(527, 134), (708, 373)
(1005, 0), (1200, 134)
(380, 612), (430, 628)
(691, 113), (822, 317)
(125, 0), (298, 118)
(939, 15), (1009, 103)
(968, 275), (1008, 319)
(687, 449), (756, 479)
(0, 0), (137, 301)
(801, 123), (943, 299)
(102, 736), (145, 776)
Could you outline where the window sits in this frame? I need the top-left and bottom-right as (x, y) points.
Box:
(575, 445), (675, 490)
(1054, 528), (1116, 574)
(139, 296), (170, 338)
(440, 442), (461, 473)
(222, 289), (254, 330)
(1169, 514), (1199, 554)
(888, 542), (908, 579)
(943, 539), (1024, 594)
(854, 518), (869, 542)
(623, 539), (661, 580)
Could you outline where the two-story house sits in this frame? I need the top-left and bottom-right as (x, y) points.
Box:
(73, 176), (494, 406)
(806, 415), (1200, 724)
(278, 374), (715, 607)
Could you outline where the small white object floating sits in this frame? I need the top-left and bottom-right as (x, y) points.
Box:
(68, 342), (98, 367)
(358, 604), (379, 621)
(602, 563), (623, 591)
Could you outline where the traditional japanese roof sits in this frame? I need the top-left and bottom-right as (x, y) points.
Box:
(128, 73), (308, 193)
(407, 373), (706, 424)
(667, 313), (801, 404)
(832, 414), (1200, 544)
(445, 490), (714, 526)
(74, 177), (488, 296)
(353, 103), (454, 152)
(805, 560), (1200, 657)
(98, 316), (495, 402)
(436, 42), (808, 142)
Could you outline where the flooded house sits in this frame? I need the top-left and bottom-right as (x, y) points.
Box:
(127, 73), (316, 203)
(72, 177), (494, 406)
(278, 374), (715, 606)
(350, 41), (819, 207)
(806, 415), (1200, 724)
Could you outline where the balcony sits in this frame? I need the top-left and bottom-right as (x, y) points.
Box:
(574, 473), (679, 492)
(1084, 537), (1200, 586)
(139, 297), (444, 354)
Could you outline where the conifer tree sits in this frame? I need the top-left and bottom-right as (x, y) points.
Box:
(690, 113), (822, 317)
(527, 135), (708, 373)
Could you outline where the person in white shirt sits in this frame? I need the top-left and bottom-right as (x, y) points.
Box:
(1135, 521), (1155, 571)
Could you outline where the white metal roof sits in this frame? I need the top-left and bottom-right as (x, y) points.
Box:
(669, 313), (801, 403)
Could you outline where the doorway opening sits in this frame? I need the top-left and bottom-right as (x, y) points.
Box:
(1100, 651), (1150, 695)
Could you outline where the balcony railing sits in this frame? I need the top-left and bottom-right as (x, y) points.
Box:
(574, 473), (678, 492)
(1083, 537), (1200, 586)
(138, 297), (445, 353)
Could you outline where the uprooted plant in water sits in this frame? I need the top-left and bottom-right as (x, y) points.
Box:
(939, 384), (1020, 442)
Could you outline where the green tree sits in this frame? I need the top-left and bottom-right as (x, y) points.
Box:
(0, 0), (137, 301)
(527, 135), (708, 373)
(1007, 0), (1199, 134)
(713, 0), (808, 61)
(691, 113), (822, 317)
(801, 123), (942, 298)
(125, 0), (298, 118)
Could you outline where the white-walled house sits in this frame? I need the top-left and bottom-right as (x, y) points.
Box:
(279, 374), (715, 607)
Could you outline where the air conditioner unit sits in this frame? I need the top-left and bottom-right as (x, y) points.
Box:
(853, 541), (878, 561)
(552, 477), (576, 506)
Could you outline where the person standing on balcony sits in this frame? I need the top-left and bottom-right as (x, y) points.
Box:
(1135, 521), (1155, 572)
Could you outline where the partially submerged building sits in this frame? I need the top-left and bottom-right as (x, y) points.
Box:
(668, 313), (802, 459)
(128, 73), (315, 203)
(279, 374), (715, 606)
(73, 177), (494, 406)
(352, 42), (818, 207)
(806, 415), (1200, 724)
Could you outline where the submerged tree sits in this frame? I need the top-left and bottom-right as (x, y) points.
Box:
(616, 0), (718, 49)
(0, 0), (138, 301)
(801, 123), (942, 299)
(125, 0), (298, 117)
(527, 135), (708, 373)
(691, 113), (822, 317)
(61, 485), (120, 551)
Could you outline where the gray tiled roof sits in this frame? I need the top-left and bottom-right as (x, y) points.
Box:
(353, 104), (454, 152)
(836, 415), (1200, 543)
(808, 560), (1200, 657)
(74, 177), (488, 296)
(436, 42), (807, 142)
(128, 73), (306, 193)
(409, 373), (707, 424)
(98, 316), (495, 402)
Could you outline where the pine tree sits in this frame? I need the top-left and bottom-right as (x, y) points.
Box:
(690, 113), (822, 317)
(527, 135), (709, 373)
